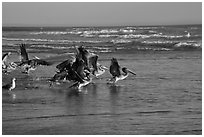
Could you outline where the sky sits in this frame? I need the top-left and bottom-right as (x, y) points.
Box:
(2, 2), (202, 27)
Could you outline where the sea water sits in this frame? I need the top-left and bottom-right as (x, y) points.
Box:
(2, 25), (202, 135)
(2, 25), (201, 53)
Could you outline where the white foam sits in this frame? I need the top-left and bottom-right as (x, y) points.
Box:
(111, 39), (132, 44)
(142, 40), (175, 44)
(98, 34), (119, 38)
(119, 34), (150, 39)
(3, 37), (103, 44)
(174, 42), (202, 48)
(30, 44), (73, 49)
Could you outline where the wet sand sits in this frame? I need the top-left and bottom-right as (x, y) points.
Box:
(2, 51), (202, 135)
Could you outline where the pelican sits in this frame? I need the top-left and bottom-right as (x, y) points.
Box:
(2, 78), (16, 91)
(2, 52), (11, 68)
(67, 58), (91, 89)
(89, 55), (108, 77)
(2, 52), (17, 73)
(76, 45), (107, 77)
(2, 52), (12, 73)
(50, 53), (91, 89)
(109, 58), (136, 83)
(49, 56), (75, 84)
(17, 44), (52, 73)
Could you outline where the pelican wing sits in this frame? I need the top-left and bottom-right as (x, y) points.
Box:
(110, 58), (121, 77)
(73, 70), (84, 83)
(51, 71), (68, 82)
(20, 44), (29, 62)
(89, 55), (98, 71)
(56, 59), (73, 72)
(31, 59), (52, 66)
(2, 53), (10, 61)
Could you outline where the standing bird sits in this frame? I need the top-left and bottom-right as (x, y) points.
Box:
(109, 58), (136, 83)
(2, 78), (16, 91)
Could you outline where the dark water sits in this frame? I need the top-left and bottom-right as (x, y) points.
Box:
(2, 25), (202, 135)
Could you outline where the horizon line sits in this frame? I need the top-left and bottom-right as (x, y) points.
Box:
(2, 23), (202, 28)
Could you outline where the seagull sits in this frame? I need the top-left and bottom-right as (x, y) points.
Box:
(186, 32), (191, 38)
(2, 78), (16, 91)
(109, 58), (136, 83)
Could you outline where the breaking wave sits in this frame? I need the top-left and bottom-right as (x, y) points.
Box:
(2, 25), (202, 53)
(2, 37), (103, 44)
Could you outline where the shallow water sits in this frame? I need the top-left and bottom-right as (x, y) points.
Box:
(2, 51), (202, 135)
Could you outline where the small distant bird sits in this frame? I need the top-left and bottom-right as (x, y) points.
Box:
(2, 78), (16, 91)
(109, 58), (136, 83)
(186, 32), (191, 38)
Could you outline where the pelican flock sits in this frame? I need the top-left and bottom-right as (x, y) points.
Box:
(3, 44), (137, 91)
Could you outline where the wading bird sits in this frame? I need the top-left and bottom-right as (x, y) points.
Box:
(89, 55), (108, 77)
(109, 58), (136, 83)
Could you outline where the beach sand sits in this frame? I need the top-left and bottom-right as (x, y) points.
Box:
(2, 51), (202, 135)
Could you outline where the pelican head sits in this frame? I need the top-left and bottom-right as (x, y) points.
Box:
(78, 59), (85, 65)
(122, 67), (136, 75)
(100, 65), (108, 70)
(111, 58), (118, 64)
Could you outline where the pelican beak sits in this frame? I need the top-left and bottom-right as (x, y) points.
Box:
(127, 69), (136, 75)
(87, 52), (96, 58)
(102, 66), (108, 70)
(75, 46), (79, 54)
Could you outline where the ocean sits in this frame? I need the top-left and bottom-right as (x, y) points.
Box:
(2, 25), (202, 135)
(2, 25), (202, 53)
